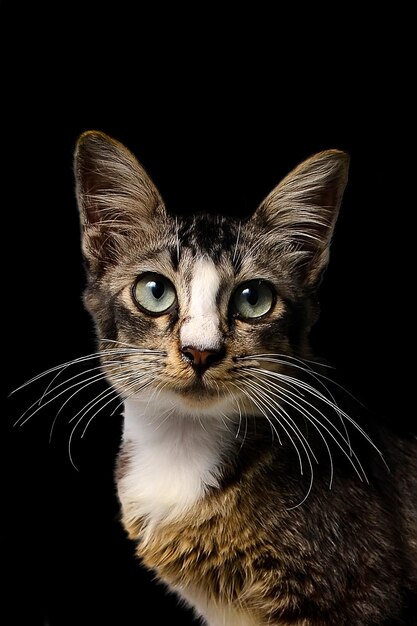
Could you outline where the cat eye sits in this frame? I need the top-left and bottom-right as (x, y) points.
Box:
(133, 273), (177, 315)
(232, 280), (275, 320)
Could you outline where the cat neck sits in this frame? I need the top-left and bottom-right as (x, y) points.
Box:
(118, 393), (237, 529)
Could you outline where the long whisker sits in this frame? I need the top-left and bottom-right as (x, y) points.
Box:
(65, 386), (121, 467)
(255, 377), (356, 470)
(273, 370), (383, 463)
(15, 371), (110, 428)
(65, 368), (164, 460)
(221, 381), (246, 443)
(68, 374), (157, 471)
(49, 380), (116, 443)
(228, 381), (281, 444)
(247, 365), (382, 457)
(10, 351), (108, 395)
(245, 367), (370, 482)
(66, 378), (124, 426)
(245, 374), (332, 485)
(237, 378), (315, 509)
(10, 347), (165, 396)
(109, 375), (163, 417)
(241, 377), (308, 476)
(39, 347), (165, 405)
(101, 338), (167, 354)
(242, 374), (318, 464)
(80, 373), (154, 438)
(19, 362), (162, 436)
(39, 360), (129, 410)
(175, 216), (180, 265)
(65, 365), (160, 426)
(250, 369), (349, 447)
(232, 220), (242, 264)
(248, 354), (357, 454)
(15, 360), (137, 428)
(239, 353), (361, 404)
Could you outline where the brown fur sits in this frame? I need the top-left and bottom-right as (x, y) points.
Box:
(118, 428), (417, 625)
(75, 131), (417, 625)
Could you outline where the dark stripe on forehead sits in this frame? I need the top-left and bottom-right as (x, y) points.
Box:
(177, 213), (240, 263)
(169, 246), (179, 270)
(133, 247), (173, 264)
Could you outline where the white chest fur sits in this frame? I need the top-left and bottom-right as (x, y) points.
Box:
(117, 394), (235, 530)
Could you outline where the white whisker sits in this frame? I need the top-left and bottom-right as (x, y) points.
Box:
(232, 220), (242, 264)
(246, 365), (379, 454)
(229, 381), (281, 444)
(80, 378), (144, 438)
(248, 353), (357, 454)
(245, 372), (333, 488)
(68, 373), (158, 470)
(175, 216), (180, 265)
(243, 366), (374, 483)
(243, 373), (318, 464)
(17, 360), (144, 429)
(236, 378), (315, 509)
(242, 377), (306, 476)
(110, 377), (159, 418)
(254, 371), (360, 472)
(221, 382), (246, 443)
(15, 371), (110, 428)
(50, 380), (115, 443)
(10, 347), (165, 396)
(101, 338), (167, 354)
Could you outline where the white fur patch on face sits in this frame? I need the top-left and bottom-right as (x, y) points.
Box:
(180, 257), (222, 351)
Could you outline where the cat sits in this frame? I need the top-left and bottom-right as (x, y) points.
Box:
(74, 131), (417, 625)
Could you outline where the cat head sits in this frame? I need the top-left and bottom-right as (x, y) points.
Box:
(74, 131), (348, 415)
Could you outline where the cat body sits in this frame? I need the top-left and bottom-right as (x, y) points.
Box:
(74, 132), (417, 625)
(119, 398), (417, 625)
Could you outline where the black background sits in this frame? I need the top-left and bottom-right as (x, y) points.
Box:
(3, 6), (413, 625)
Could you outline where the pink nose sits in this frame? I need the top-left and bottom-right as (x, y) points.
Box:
(181, 346), (224, 372)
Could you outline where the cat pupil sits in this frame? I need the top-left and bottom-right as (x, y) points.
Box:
(244, 287), (259, 306)
(149, 281), (165, 300)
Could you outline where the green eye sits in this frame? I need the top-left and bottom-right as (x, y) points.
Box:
(232, 280), (275, 320)
(133, 273), (177, 315)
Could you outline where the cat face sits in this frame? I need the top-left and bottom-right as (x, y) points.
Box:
(74, 132), (348, 414)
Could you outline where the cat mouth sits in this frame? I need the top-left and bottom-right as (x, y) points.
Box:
(170, 378), (224, 404)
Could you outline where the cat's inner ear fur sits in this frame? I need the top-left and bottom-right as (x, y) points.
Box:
(74, 131), (165, 270)
(253, 150), (349, 287)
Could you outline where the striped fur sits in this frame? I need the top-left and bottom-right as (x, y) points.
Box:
(75, 132), (417, 625)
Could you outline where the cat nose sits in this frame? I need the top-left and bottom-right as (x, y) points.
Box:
(181, 346), (224, 373)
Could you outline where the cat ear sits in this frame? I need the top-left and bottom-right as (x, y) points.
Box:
(253, 150), (349, 287)
(74, 131), (165, 271)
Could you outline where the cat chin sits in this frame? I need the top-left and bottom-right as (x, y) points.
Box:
(123, 387), (238, 421)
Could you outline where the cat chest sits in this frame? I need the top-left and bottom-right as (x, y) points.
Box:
(130, 482), (289, 607)
(135, 507), (257, 597)
(130, 498), (294, 625)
